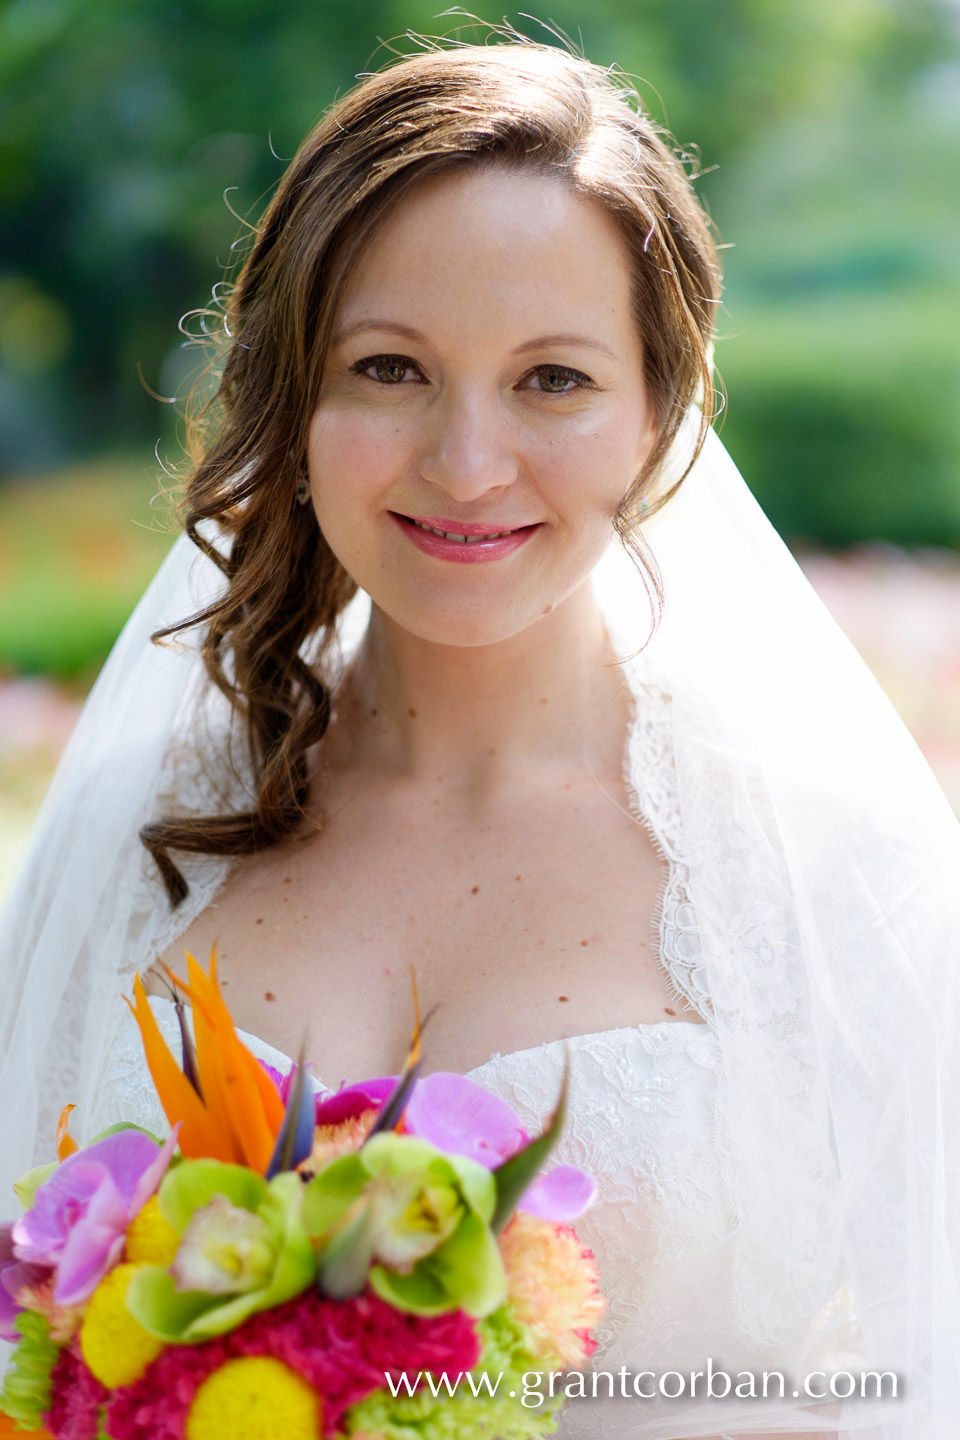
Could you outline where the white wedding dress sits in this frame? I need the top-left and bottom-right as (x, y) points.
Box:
(7, 430), (958, 1435)
(82, 648), (747, 1438)
(81, 659), (806, 1440)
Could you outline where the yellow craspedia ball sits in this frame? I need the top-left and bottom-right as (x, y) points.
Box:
(125, 1194), (180, 1264)
(186, 1357), (321, 1440)
(80, 1263), (165, 1388)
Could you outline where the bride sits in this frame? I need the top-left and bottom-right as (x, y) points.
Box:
(2, 38), (958, 1440)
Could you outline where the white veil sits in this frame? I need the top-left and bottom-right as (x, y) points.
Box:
(1, 418), (957, 1438)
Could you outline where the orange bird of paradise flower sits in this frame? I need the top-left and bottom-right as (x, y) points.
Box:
(125, 946), (285, 1172)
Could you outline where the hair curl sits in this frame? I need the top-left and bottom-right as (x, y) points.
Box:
(140, 37), (722, 908)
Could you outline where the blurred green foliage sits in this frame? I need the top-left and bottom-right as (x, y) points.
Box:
(0, 459), (175, 679)
(0, 0), (958, 571)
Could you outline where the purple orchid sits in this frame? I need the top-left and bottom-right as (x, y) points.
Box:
(12, 1127), (178, 1307)
(404, 1072), (527, 1166)
(274, 1063), (598, 1222)
(404, 1072), (597, 1222)
(0, 1223), (52, 1342)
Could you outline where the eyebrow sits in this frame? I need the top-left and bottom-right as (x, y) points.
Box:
(333, 319), (621, 363)
(334, 320), (425, 345)
(513, 333), (620, 362)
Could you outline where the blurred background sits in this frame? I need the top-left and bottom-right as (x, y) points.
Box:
(1, 0), (959, 899)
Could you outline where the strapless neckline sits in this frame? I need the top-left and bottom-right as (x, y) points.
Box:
(145, 993), (711, 1093)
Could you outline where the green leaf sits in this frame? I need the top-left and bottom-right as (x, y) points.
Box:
(318, 1200), (379, 1301)
(88, 1121), (164, 1145)
(491, 1061), (569, 1233)
(13, 1161), (57, 1210)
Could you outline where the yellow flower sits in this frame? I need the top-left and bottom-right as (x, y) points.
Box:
(499, 1213), (606, 1367)
(185, 1356), (321, 1440)
(125, 1194), (180, 1264)
(80, 1263), (165, 1387)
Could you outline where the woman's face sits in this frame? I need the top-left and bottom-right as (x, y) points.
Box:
(307, 166), (658, 647)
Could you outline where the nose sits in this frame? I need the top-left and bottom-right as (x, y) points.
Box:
(416, 387), (519, 501)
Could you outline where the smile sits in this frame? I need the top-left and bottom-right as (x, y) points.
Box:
(389, 512), (540, 564)
(407, 518), (519, 543)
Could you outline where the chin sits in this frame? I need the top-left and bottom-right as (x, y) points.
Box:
(397, 612), (546, 651)
(377, 589), (556, 650)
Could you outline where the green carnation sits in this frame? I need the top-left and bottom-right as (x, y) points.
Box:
(342, 1306), (563, 1440)
(0, 1310), (61, 1431)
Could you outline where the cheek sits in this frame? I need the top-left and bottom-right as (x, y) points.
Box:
(534, 411), (643, 521)
(308, 407), (411, 518)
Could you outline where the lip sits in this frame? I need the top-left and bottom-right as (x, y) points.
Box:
(405, 515), (528, 537)
(389, 512), (541, 564)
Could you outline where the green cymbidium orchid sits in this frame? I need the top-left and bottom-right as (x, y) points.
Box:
(126, 1160), (316, 1342)
(302, 1133), (506, 1318)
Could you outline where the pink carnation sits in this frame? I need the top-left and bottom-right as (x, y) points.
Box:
(44, 1340), (108, 1440)
(499, 1213), (606, 1367)
(105, 1288), (481, 1439)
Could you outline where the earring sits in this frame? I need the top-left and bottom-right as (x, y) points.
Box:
(295, 474), (311, 505)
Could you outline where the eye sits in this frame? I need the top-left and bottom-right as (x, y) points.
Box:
(519, 364), (595, 395)
(350, 353), (425, 385)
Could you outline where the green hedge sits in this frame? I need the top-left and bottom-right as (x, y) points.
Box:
(717, 286), (960, 547)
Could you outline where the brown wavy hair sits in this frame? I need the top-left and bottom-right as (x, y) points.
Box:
(140, 37), (722, 908)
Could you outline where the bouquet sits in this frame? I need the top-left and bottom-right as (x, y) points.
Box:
(1, 952), (605, 1439)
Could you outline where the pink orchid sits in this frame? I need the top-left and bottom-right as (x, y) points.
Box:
(405, 1072), (596, 1221)
(279, 1067), (597, 1222)
(12, 1127), (178, 1306)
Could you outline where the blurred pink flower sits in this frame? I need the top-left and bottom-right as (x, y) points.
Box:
(12, 1127), (177, 1307)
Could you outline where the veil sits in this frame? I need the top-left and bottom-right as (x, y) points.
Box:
(1, 416), (957, 1438)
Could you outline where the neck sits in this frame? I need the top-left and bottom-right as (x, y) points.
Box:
(329, 577), (630, 792)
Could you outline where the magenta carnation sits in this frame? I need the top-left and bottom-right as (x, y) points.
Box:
(44, 1340), (108, 1440)
(105, 1287), (481, 1439)
(312, 1077), (397, 1127)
